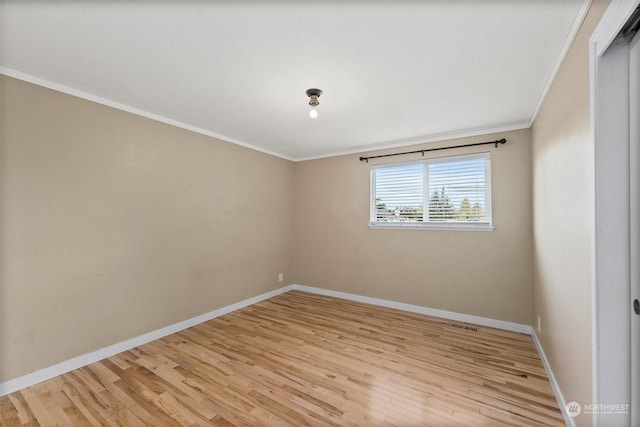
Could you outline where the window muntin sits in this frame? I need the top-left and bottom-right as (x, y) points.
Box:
(370, 152), (492, 229)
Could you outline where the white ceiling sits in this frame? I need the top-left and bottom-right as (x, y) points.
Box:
(1, 1), (588, 161)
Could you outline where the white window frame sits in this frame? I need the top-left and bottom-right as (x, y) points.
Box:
(369, 152), (493, 231)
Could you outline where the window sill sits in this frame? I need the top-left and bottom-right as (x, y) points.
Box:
(368, 222), (494, 232)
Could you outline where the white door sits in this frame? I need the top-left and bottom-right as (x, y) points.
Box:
(630, 28), (640, 427)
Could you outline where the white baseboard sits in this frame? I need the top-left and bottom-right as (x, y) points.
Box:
(0, 285), (295, 397)
(1, 282), (553, 409)
(290, 284), (532, 334)
(293, 284), (573, 424)
(531, 329), (574, 427)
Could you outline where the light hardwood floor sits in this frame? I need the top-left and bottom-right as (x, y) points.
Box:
(0, 291), (563, 426)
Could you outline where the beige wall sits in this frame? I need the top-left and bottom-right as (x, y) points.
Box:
(0, 76), (294, 381)
(531, 2), (609, 426)
(294, 129), (533, 324)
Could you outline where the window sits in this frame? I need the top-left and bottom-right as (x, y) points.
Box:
(370, 152), (492, 230)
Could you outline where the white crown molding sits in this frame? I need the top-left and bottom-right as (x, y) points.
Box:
(295, 121), (531, 162)
(1, 67), (533, 163)
(530, 0), (592, 124)
(0, 67), (296, 162)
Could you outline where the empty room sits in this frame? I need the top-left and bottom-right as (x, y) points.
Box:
(0, 0), (638, 426)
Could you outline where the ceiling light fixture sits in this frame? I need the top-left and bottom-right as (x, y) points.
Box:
(306, 88), (322, 119)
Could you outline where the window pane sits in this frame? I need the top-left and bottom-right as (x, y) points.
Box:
(374, 164), (423, 222)
(370, 152), (491, 228)
(428, 159), (486, 222)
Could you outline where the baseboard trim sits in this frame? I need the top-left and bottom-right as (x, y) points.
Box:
(0, 283), (543, 401)
(293, 285), (574, 422)
(290, 284), (532, 334)
(0, 285), (295, 397)
(531, 329), (575, 427)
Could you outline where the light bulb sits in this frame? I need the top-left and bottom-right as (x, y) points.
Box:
(309, 108), (318, 119)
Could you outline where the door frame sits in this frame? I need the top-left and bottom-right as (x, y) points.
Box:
(590, 1), (639, 425)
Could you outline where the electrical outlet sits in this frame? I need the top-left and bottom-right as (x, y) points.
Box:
(537, 316), (541, 333)
(278, 273), (284, 282)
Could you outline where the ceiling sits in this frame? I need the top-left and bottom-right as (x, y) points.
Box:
(1, 1), (589, 161)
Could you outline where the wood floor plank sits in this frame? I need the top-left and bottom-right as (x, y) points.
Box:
(19, 385), (59, 427)
(0, 395), (23, 427)
(7, 393), (37, 425)
(0, 291), (564, 426)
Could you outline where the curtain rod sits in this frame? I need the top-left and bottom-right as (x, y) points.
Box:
(358, 138), (507, 163)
